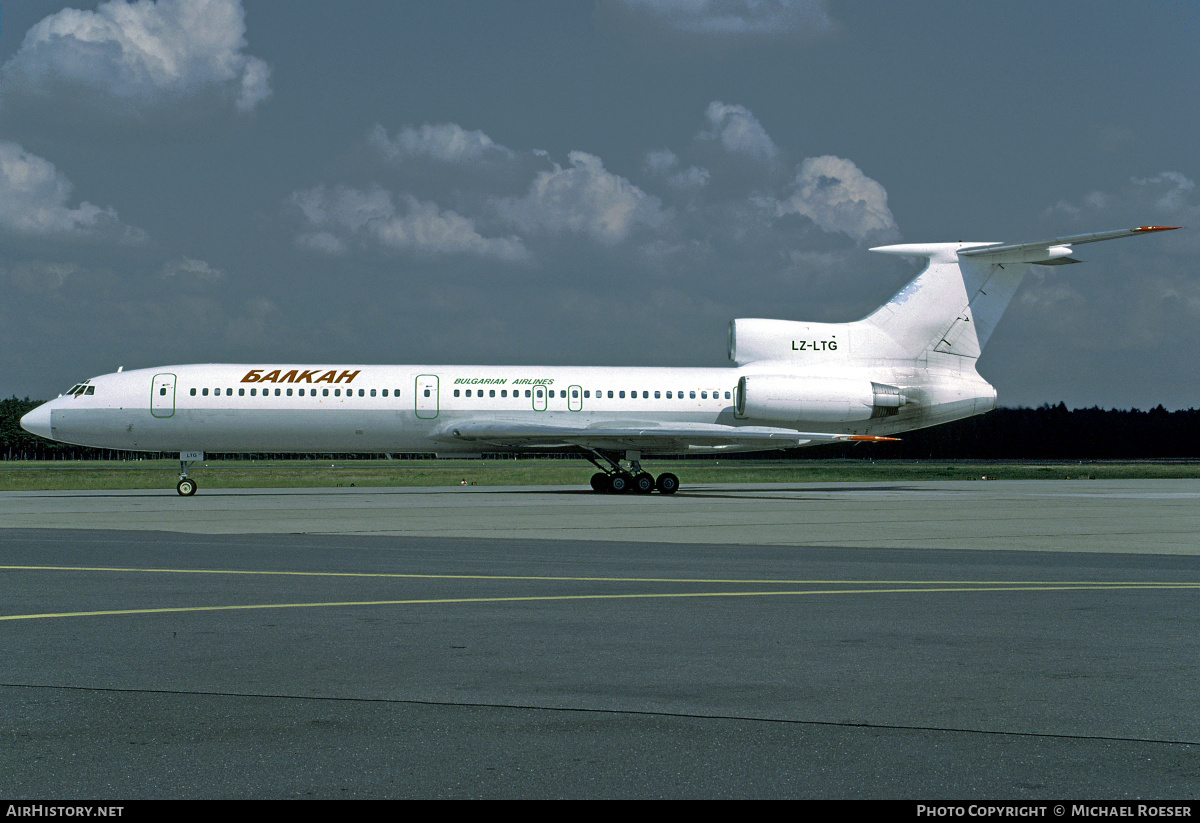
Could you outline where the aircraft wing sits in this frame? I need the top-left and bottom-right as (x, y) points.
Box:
(430, 419), (897, 452)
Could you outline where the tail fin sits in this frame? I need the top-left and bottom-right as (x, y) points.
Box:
(865, 226), (1179, 361)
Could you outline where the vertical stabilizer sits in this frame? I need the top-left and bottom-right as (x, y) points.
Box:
(865, 226), (1178, 362)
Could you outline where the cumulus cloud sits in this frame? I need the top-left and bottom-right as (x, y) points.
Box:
(0, 141), (142, 240)
(291, 184), (529, 262)
(2, 0), (271, 116)
(766, 155), (899, 243)
(495, 151), (667, 244)
(369, 123), (515, 165)
(644, 148), (710, 193)
(699, 101), (780, 162)
(597, 0), (836, 43)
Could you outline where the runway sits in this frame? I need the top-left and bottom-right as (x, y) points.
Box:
(1, 481), (1198, 798)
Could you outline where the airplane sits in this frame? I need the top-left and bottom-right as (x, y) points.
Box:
(20, 225), (1178, 497)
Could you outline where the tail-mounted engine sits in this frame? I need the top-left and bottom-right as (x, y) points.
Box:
(736, 375), (908, 423)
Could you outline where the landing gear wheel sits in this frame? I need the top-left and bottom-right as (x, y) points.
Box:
(176, 478), (197, 496)
(607, 473), (631, 494)
(633, 472), (655, 494)
(590, 472), (608, 492)
(655, 473), (679, 495)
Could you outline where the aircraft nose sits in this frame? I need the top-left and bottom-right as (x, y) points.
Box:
(20, 403), (53, 440)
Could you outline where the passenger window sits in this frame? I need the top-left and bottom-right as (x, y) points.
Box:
(501, 390), (508, 397)
(725, 391), (731, 399)
(690, 391), (696, 399)
(584, 391), (589, 398)
(424, 389), (430, 397)
(382, 390), (388, 397)
(608, 391), (614, 398)
(238, 388), (244, 396)
(454, 389), (461, 397)
(287, 389), (293, 396)
(490, 389), (496, 398)
(643, 391), (649, 399)
(524, 390), (531, 398)
(395, 389), (401, 397)
(159, 388), (166, 396)
(190, 388), (197, 396)
(572, 389), (578, 398)
(702, 391), (708, 399)
(250, 388), (256, 396)
(202, 388), (209, 396)
(335, 389), (341, 397)
(619, 391), (625, 398)
(371, 389), (377, 397)
(666, 391), (672, 399)
(323, 389), (329, 397)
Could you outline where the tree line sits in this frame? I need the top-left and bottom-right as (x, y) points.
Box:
(3, 395), (1198, 461)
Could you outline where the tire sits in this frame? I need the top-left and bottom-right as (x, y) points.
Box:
(590, 472), (608, 492)
(176, 478), (197, 496)
(633, 472), (655, 494)
(607, 473), (631, 494)
(655, 473), (679, 495)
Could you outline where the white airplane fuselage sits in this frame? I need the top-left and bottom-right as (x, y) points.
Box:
(23, 360), (993, 456)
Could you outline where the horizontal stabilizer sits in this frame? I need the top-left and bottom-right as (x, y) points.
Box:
(956, 225), (1179, 265)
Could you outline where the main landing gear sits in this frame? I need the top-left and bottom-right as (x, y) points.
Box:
(585, 449), (679, 496)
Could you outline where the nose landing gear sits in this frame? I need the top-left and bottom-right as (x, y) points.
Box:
(176, 451), (201, 496)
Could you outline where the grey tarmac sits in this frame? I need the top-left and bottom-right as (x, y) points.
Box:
(0, 480), (1198, 798)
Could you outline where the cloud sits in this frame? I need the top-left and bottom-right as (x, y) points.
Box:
(1042, 171), (1199, 252)
(644, 148), (710, 193)
(161, 256), (225, 281)
(291, 184), (529, 262)
(765, 155), (899, 243)
(699, 101), (780, 162)
(495, 151), (667, 244)
(369, 123), (515, 165)
(0, 141), (143, 241)
(1, 0), (271, 117)
(597, 0), (836, 44)
(1, 260), (85, 294)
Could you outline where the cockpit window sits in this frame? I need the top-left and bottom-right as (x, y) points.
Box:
(84, 386), (95, 395)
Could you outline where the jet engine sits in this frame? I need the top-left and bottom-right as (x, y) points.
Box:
(736, 375), (907, 423)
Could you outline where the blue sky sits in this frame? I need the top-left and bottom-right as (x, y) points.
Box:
(1, 0), (1197, 408)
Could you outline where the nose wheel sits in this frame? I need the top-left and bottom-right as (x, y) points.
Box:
(176, 452), (199, 496)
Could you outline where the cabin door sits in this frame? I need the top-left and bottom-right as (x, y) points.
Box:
(415, 374), (439, 419)
(151, 373), (176, 418)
